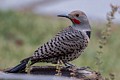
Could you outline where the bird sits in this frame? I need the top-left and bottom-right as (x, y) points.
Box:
(5, 10), (91, 73)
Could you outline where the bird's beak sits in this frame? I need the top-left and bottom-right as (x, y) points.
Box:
(57, 14), (70, 19)
(58, 14), (74, 23)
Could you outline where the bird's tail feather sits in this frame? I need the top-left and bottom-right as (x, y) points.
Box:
(5, 57), (32, 73)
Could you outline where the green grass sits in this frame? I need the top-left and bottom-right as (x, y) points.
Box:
(0, 11), (120, 79)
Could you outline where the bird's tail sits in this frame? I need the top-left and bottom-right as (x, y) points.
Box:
(5, 57), (32, 73)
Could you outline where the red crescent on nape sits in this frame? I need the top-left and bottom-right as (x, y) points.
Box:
(72, 19), (80, 24)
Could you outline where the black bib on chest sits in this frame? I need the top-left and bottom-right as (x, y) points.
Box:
(86, 31), (91, 38)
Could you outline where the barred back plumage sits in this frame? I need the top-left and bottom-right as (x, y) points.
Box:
(32, 26), (89, 63)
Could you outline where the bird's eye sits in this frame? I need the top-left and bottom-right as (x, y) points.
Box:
(75, 14), (79, 17)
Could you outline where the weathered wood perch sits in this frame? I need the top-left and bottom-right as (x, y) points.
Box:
(3, 66), (104, 80)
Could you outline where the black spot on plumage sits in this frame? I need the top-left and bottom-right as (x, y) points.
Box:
(41, 46), (43, 48)
(71, 34), (76, 38)
(67, 35), (73, 39)
(50, 42), (54, 47)
(63, 42), (69, 46)
(75, 44), (79, 47)
(70, 49), (74, 53)
(70, 45), (74, 47)
(49, 47), (54, 52)
(35, 50), (38, 52)
(61, 36), (65, 40)
(60, 41), (66, 45)
(67, 43), (71, 46)
(61, 47), (67, 51)
(51, 39), (53, 42)
(47, 42), (50, 48)
(40, 48), (44, 54)
(48, 40), (54, 47)
(79, 31), (84, 39)
(45, 47), (48, 53)
(54, 37), (57, 41)
(56, 47), (65, 54)
(67, 57), (70, 60)
(44, 44), (47, 51)
(54, 42), (58, 46)
(65, 36), (70, 40)
(68, 32), (71, 34)
(35, 50), (39, 56)
(53, 51), (59, 55)
(76, 35), (79, 37)
(57, 37), (61, 41)
(56, 42), (61, 47)
(46, 42), (49, 45)
(76, 49), (81, 52)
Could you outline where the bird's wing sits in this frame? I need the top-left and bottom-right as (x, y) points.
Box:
(32, 27), (86, 61)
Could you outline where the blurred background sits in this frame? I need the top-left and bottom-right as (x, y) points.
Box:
(0, 0), (120, 79)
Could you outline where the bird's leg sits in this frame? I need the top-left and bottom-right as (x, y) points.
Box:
(55, 60), (63, 76)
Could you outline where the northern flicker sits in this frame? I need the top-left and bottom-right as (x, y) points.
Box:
(6, 10), (91, 73)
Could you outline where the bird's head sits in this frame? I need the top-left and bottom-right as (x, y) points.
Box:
(58, 10), (91, 31)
